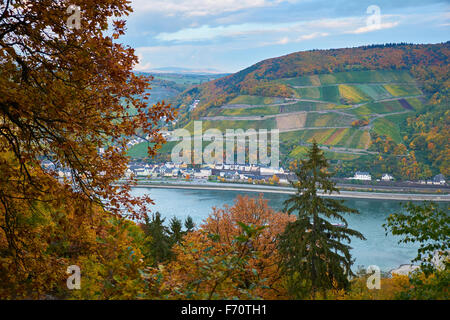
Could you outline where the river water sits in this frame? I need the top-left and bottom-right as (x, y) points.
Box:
(131, 187), (421, 272)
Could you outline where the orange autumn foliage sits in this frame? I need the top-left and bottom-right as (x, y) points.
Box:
(0, 0), (173, 298)
(329, 274), (411, 300)
(147, 195), (296, 299)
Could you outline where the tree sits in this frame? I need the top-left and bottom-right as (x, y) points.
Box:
(141, 212), (172, 265)
(0, 0), (174, 296)
(383, 201), (449, 300)
(277, 142), (366, 299)
(145, 222), (269, 300)
(146, 195), (296, 299)
(184, 216), (195, 233)
(384, 202), (449, 275)
(168, 216), (183, 246)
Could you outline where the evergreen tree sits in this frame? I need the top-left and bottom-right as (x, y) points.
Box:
(142, 212), (172, 264)
(278, 142), (365, 299)
(184, 216), (196, 233)
(168, 216), (184, 246)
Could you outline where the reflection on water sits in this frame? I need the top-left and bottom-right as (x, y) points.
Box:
(131, 187), (420, 272)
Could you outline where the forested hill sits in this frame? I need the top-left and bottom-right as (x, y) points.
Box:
(131, 43), (448, 180)
(177, 42), (449, 114)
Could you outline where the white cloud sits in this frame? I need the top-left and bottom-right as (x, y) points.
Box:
(350, 22), (399, 34)
(131, 0), (297, 17)
(154, 17), (358, 43)
(297, 31), (329, 41)
(276, 37), (290, 45)
(155, 22), (294, 41)
(264, 31), (329, 46)
(133, 53), (152, 71)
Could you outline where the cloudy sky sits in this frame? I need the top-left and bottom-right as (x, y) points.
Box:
(122, 0), (450, 73)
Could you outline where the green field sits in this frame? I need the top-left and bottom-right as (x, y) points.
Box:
(227, 95), (283, 105)
(216, 105), (280, 116)
(350, 100), (404, 116)
(294, 87), (321, 99)
(305, 113), (352, 127)
(338, 85), (372, 104)
(281, 101), (348, 112)
(289, 145), (361, 161)
(372, 112), (411, 143)
(354, 84), (392, 100)
(280, 127), (370, 149)
(281, 70), (416, 88)
(279, 74), (321, 86)
(383, 84), (422, 97)
(318, 70), (415, 85)
(293, 86), (341, 103)
(350, 98), (423, 117)
(404, 97), (425, 110)
(293, 83), (417, 106)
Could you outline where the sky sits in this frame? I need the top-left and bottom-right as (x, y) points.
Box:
(122, 0), (450, 73)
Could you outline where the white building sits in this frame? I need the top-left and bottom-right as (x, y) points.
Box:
(433, 174), (446, 185)
(352, 171), (372, 181)
(194, 169), (212, 179)
(381, 173), (394, 181)
(260, 167), (284, 176)
(135, 168), (152, 177)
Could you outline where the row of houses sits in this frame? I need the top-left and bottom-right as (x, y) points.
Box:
(419, 174), (447, 186)
(125, 162), (292, 184)
(347, 171), (447, 185)
(41, 159), (447, 186)
(347, 171), (393, 181)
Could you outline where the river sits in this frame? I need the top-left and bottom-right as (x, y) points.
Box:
(131, 187), (422, 272)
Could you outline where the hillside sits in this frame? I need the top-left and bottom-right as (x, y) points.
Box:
(133, 72), (228, 109)
(176, 43), (448, 111)
(130, 43), (449, 180)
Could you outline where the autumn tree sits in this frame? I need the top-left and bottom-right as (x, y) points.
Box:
(384, 201), (449, 299)
(278, 142), (366, 299)
(0, 0), (174, 297)
(147, 195), (296, 299)
(145, 222), (268, 300)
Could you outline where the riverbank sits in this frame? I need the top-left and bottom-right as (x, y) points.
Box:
(129, 181), (450, 202)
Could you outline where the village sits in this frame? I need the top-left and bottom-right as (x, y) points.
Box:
(121, 162), (447, 187)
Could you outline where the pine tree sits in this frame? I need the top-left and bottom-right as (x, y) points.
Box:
(278, 142), (366, 299)
(142, 212), (172, 264)
(168, 216), (184, 246)
(184, 216), (196, 233)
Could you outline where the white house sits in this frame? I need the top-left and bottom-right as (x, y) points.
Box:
(135, 168), (152, 177)
(124, 168), (134, 178)
(353, 171), (372, 181)
(381, 173), (394, 181)
(194, 169), (212, 179)
(433, 174), (446, 185)
(260, 167), (284, 176)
